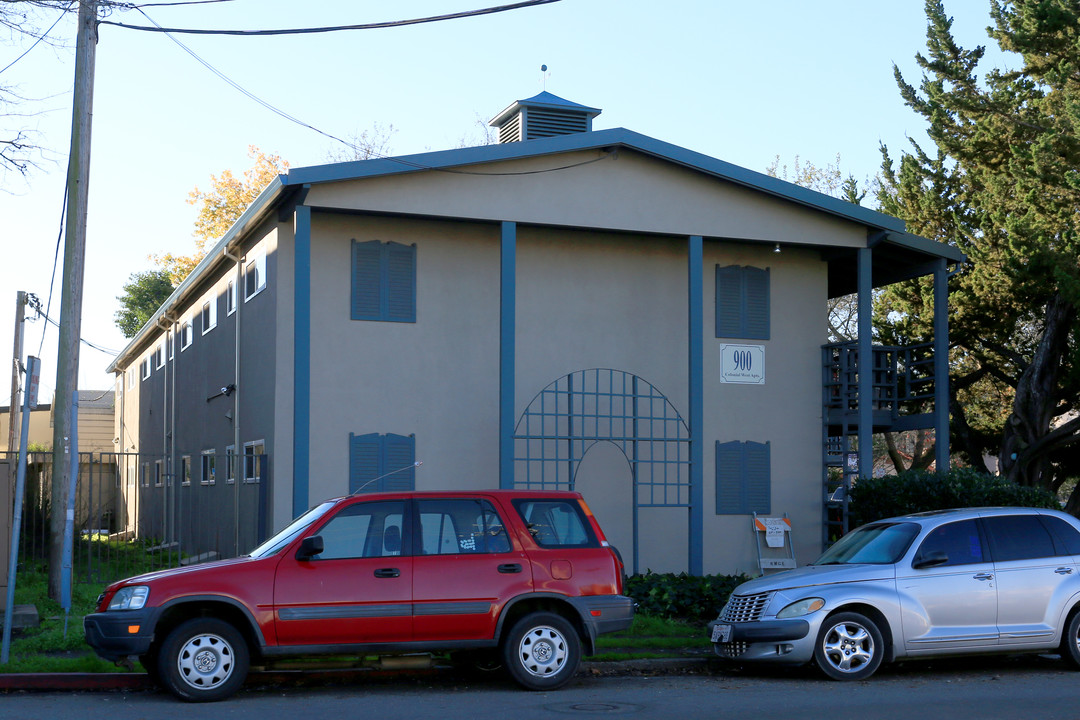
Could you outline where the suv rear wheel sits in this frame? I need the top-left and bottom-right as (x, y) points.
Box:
(159, 617), (250, 702)
(503, 612), (581, 690)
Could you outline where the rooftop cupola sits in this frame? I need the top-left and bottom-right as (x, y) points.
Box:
(489, 91), (602, 143)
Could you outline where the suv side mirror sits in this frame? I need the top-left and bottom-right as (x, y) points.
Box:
(296, 535), (324, 561)
(913, 549), (949, 569)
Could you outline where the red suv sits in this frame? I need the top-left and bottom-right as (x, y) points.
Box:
(84, 490), (633, 701)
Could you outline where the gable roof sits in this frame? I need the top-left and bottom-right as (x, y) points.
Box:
(107, 127), (963, 372)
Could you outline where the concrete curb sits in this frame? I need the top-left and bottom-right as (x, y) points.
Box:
(0, 657), (716, 692)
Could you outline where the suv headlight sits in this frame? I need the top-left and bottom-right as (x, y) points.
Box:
(776, 597), (824, 618)
(108, 585), (149, 611)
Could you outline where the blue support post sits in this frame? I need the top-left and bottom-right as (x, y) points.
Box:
(293, 204), (311, 517)
(857, 247), (873, 481)
(499, 222), (516, 489)
(688, 235), (704, 576)
(934, 259), (950, 473)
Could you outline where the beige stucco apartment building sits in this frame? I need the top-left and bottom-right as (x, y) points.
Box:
(107, 93), (963, 576)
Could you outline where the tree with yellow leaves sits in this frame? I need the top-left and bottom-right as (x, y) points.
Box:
(151, 145), (289, 284)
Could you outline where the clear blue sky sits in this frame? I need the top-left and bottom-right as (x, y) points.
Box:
(0, 0), (1012, 406)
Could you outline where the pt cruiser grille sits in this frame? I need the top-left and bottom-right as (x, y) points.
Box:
(720, 591), (773, 623)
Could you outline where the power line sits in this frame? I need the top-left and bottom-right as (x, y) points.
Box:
(0, 1), (76, 77)
(124, 5), (613, 179)
(101, 0), (561, 35)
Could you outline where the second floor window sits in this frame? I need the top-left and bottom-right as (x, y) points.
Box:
(351, 240), (416, 323)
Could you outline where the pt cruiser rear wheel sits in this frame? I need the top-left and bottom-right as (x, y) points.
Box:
(814, 612), (884, 681)
(159, 617), (250, 702)
(503, 612), (581, 690)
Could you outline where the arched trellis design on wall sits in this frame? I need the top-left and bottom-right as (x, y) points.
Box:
(513, 368), (692, 573)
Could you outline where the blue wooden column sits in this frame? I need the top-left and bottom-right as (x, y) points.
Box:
(857, 247), (873, 481)
(499, 221), (517, 489)
(933, 258), (950, 473)
(293, 204), (311, 517)
(688, 235), (704, 576)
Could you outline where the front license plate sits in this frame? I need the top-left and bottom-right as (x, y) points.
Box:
(711, 624), (732, 643)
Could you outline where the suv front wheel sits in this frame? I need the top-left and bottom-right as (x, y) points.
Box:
(503, 612), (581, 690)
(159, 617), (250, 702)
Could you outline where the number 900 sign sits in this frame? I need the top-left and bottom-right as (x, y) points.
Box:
(720, 345), (765, 384)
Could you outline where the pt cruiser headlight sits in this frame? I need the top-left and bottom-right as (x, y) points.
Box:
(776, 597), (825, 618)
(108, 585), (149, 611)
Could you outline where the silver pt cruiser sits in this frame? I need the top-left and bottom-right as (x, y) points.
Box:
(709, 507), (1080, 680)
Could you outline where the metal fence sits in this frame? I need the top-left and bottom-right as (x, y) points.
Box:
(2, 451), (269, 586)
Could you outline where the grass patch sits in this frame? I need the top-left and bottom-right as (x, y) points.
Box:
(591, 613), (710, 657)
(3, 538), (181, 674)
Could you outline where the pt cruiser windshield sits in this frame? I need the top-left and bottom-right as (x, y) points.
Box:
(813, 521), (920, 565)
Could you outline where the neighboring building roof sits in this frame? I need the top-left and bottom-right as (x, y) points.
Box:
(107, 126), (965, 372)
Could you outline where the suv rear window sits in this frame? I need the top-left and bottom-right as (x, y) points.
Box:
(513, 499), (598, 548)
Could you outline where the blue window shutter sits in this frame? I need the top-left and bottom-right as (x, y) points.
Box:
(715, 440), (745, 514)
(381, 434), (416, 491)
(351, 240), (382, 320)
(715, 265), (743, 338)
(745, 441), (771, 514)
(349, 432), (381, 493)
(385, 242), (416, 323)
(744, 267), (770, 340)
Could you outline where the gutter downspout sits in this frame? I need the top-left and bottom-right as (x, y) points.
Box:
(224, 245), (243, 556)
(156, 314), (175, 547)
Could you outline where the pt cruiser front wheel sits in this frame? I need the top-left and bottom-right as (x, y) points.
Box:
(813, 611), (884, 681)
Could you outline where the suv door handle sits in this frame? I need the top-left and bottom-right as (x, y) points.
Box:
(498, 563), (523, 574)
(973, 572), (994, 581)
(1056, 567), (1074, 575)
(374, 568), (400, 578)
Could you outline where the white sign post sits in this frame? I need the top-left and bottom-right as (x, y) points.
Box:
(719, 344), (765, 384)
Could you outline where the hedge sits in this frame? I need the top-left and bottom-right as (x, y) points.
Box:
(848, 467), (1060, 528)
(625, 571), (750, 622)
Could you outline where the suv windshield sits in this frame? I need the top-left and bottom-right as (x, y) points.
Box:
(248, 501), (335, 559)
(813, 522), (920, 565)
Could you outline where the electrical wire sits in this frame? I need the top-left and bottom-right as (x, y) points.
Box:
(37, 181), (68, 359)
(125, 5), (614, 178)
(101, 0), (561, 35)
(0, 1), (76, 77)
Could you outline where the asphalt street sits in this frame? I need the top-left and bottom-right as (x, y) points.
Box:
(2, 654), (1080, 720)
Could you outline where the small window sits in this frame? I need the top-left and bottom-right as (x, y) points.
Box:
(141, 461), (150, 488)
(512, 499), (598, 548)
(418, 499), (511, 555)
(715, 440), (770, 515)
(351, 240), (417, 323)
(225, 445), (235, 484)
(154, 459), (164, 487)
(314, 501), (406, 560)
(180, 455), (191, 486)
(201, 449), (216, 485)
(1041, 515), (1080, 556)
(140, 358), (150, 380)
(201, 296), (217, 335)
(155, 341), (166, 369)
(716, 265), (770, 339)
(244, 440), (264, 483)
(227, 279), (237, 315)
(245, 253), (266, 301)
(349, 433), (416, 493)
(914, 519), (985, 567)
(169, 330), (174, 360)
(180, 319), (193, 350)
(984, 515), (1057, 562)
(127, 368), (135, 389)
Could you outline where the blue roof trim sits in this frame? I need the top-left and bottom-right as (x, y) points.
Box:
(283, 128), (909, 234)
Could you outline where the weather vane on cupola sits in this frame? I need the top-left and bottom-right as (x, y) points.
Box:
(540, 64), (551, 90)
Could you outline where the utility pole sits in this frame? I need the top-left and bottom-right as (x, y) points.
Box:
(49, 0), (98, 601)
(2, 292), (27, 610)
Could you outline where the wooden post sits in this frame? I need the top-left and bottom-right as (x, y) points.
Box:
(49, 0), (97, 600)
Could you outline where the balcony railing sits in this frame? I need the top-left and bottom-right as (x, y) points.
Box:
(822, 341), (936, 423)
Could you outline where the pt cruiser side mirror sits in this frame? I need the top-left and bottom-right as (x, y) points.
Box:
(913, 550), (949, 569)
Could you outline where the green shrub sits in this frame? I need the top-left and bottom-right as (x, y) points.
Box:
(848, 467), (1060, 528)
(625, 572), (750, 622)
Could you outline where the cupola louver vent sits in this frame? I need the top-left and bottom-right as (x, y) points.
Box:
(490, 91), (601, 144)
